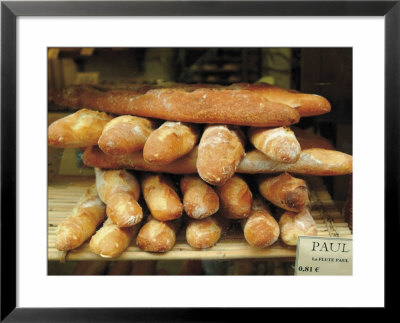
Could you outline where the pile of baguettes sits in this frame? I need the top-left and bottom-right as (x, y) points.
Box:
(48, 82), (353, 259)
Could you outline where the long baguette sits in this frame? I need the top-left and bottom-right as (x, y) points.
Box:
(95, 168), (143, 227)
(241, 198), (280, 248)
(48, 108), (113, 148)
(258, 172), (310, 212)
(143, 121), (199, 165)
(82, 146), (353, 176)
(55, 185), (106, 251)
(98, 115), (157, 155)
(52, 83), (305, 127)
(89, 218), (141, 258)
(197, 125), (245, 186)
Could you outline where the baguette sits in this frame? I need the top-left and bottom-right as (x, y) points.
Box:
(83, 146), (353, 176)
(143, 121), (199, 165)
(241, 198), (280, 248)
(55, 185), (106, 251)
(180, 175), (220, 219)
(292, 126), (334, 150)
(185, 214), (229, 249)
(95, 168), (142, 227)
(48, 108), (113, 148)
(279, 207), (318, 246)
(237, 148), (353, 176)
(136, 216), (181, 253)
(98, 115), (157, 155)
(52, 83), (302, 127)
(215, 175), (253, 219)
(141, 173), (183, 221)
(258, 172), (309, 212)
(89, 218), (141, 258)
(197, 125), (245, 186)
(248, 126), (301, 163)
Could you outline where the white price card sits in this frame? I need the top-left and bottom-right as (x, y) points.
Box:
(295, 236), (352, 275)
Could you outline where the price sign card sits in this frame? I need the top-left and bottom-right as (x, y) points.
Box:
(295, 236), (352, 275)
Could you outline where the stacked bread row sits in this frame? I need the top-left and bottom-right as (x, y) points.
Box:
(49, 82), (352, 259)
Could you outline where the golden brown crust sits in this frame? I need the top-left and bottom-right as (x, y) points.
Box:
(141, 173), (183, 221)
(52, 83), (302, 127)
(180, 175), (220, 219)
(197, 125), (245, 186)
(136, 216), (181, 253)
(291, 126), (334, 150)
(94, 168), (141, 204)
(55, 185), (106, 251)
(241, 199), (280, 248)
(215, 175), (253, 219)
(248, 126), (301, 163)
(98, 115), (157, 155)
(89, 218), (140, 258)
(48, 108), (113, 148)
(258, 172), (309, 212)
(106, 192), (143, 227)
(185, 215), (228, 249)
(143, 121), (199, 165)
(279, 208), (318, 246)
(83, 146), (352, 176)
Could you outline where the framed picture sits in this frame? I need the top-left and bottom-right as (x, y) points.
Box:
(1, 0), (398, 320)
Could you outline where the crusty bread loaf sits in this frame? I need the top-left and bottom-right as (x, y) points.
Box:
(215, 175), (253, 219)
(83, 146), (353, 176)
(258, 172), (309, 212)
(98, 115), (157, 155)
(95, 168), (141, 204)
(248, 126), (301, 163)
(52, 83), (303, 127)
(55, 185), (106, 251)
(48, 108), (113, 148)
(83, 145), (198, 174)
(279, 207), (318, 246)
(136, 216), (181, 253)
(143, 121), (199, 165)
(141, 173), (183, 221)
(241, 198), (280, 248)
(89, 218), (141, 258)
(95, 168), (143, 227)
(238, 148), (353, 176)
(180, 175), (220, 219)
(231, 83), (331, 117)
(197, 125), (245, 186)
(185, 214), (229, 249)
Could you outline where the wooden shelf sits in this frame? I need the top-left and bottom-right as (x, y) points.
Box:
(48, 175), (352, 262)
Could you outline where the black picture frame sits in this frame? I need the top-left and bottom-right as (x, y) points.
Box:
(1, 0), (398, 321)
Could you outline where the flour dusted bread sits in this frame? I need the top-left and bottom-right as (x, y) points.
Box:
(143, 121), (199, 165)
(279, 207), (318, 246)
(241, 198), (280, 248)
(95, 168), (142, 227)
(180, 175), (220, 219)
(215, 175), (253, 219)
(52, 83), (303, 127)
(185, 214), (229, 249)
(258, 172), (309, 212)
(55, 185), (106, 251)
(248, 126), (301, 163)
(136, 216), (181, 253)
(48, 108), (113, 148)
(83, 145), (353, 176)
(197, 125), (245, 186)
(90, 218), (141, 258)
(141, 173), (183, 221)
(238, 148), (353, 176)
(98, 115), (157, 155)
